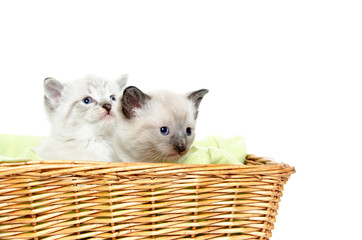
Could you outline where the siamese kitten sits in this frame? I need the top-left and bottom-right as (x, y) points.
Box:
(36, 75), (128, 162)
(113, 86), (208, 163)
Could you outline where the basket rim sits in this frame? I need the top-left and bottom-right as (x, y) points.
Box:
(0, 154), (296, 178)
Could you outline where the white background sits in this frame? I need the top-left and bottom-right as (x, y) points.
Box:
(0, 1), (361, 239)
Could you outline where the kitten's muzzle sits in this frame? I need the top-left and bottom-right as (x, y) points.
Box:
(102, 103), (112, 113)
(173, 138), (187, 153)
(175, 144), (186, 153)
(172, 135), (187, 154)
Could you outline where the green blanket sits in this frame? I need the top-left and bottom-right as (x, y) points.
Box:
(0, 134), (44, 161)
(0, 134), (246, 164)
(181, 135), (246, 164)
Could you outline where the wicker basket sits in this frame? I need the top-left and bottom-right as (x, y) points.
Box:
(0, 154), (295, 240)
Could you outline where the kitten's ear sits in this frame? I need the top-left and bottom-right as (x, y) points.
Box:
(187, 89), (209, 119)
(116, 74), (128, 90)
(121, 86), (151, 119)
(43, 77), (64, 112)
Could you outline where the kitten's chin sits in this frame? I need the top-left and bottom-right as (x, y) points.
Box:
(102, 114), (113, 121)
(161, 151), (188, 163)
(100, 112), (115, 121)
(166, 153), (182, 160)
(91, 113), (116, 132)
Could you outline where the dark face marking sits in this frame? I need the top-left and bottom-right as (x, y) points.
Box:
(174, 142), (186, 153)
(171, 131), (187, 154)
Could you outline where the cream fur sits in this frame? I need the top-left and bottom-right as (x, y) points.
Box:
(36, 74), (128, 162)
(113, 88), (208, 163)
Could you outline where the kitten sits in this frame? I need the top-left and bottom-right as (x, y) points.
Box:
(36, 74), (128, 162)
(113, 86), (208, 163)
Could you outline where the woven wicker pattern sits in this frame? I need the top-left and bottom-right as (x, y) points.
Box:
(0, 154), (295, 240)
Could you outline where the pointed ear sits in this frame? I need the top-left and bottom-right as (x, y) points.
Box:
(121, 86), (151, 119)
(187, 89), (209, 119)
(43, 77), (64, 112)
(116, 74), (128, 91)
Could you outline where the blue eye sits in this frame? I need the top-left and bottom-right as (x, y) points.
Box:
(186, 127), (192, 136)
(83, 97), (93, 104)
(110, 95), (116, 101)
(160, 126), (169, 136)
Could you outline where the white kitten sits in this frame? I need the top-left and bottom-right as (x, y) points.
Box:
(36, 75), (128, 162)
(113, 86), (208, 163)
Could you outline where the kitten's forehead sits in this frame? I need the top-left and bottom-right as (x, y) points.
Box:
(148, 90), (195, 124)
(69, 76), (115, 99)
(150, 90), (189, 106)
(88, 80), (110, 95)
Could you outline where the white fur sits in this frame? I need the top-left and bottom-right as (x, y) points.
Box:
(113, 88), (207, 163)
(36, 75), (128, 162)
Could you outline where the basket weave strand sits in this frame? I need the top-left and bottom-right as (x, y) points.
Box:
(0, 154), (295, 240)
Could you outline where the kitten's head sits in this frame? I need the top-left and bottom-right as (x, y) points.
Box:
(119, 86), (208, 162)
(44, 75), (128, 135)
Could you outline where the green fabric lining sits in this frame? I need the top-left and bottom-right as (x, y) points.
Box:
(0, 134), (44, 162)
(0, 134), (246, 164)
(181, 135), (246, 164)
